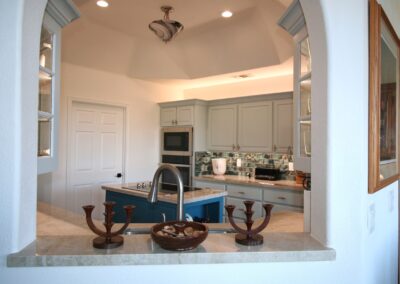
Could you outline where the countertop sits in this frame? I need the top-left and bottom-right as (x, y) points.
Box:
(194, 175), (304, 191)
(7, 203), (334, 267)
(102, 183), (227, 204)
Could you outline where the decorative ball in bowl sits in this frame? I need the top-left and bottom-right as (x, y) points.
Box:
(151, 221), (208, 251)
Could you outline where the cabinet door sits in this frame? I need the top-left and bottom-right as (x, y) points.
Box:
(207, 104), (237, 151)
(237, 101), (273, 152)
(263, 188), (303, 207)
(193, 180), (227, 191)
(177, 106), (194, 126)
(226, 184), (262, 200)
(273, 99), (293, 152)
(160, 107), (177, 126)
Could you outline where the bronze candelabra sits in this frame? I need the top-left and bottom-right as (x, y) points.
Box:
(225, 200), (273, 246)
(82, 201), (134, 249)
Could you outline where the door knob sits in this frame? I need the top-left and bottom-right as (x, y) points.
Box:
(115, 173), (123, 178)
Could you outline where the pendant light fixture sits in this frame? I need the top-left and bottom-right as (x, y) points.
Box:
(149, 6), (184, 43)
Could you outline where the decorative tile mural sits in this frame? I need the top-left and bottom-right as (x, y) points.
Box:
(194, 151), (294, 179)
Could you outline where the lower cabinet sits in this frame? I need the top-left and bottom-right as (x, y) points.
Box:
(226, 197), (263, 220)
(193, 180), (227, 191)
(223, 184), (304, 222)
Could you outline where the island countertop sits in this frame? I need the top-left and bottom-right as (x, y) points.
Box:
(102, 183), (228, 204)
(194, 175), (304, 191)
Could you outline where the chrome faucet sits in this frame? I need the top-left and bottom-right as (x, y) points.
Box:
(147, 164), (184, 221)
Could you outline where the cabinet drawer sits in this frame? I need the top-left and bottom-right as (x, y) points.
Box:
(226, 197), (263, 219)
(263, 189), (303, 207)
(271, 203), (303, 213)
(227, 184), (262, 200)
(194, 181), (226, 191)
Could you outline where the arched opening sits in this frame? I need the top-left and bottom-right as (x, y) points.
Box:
(34, 0), (326, 242)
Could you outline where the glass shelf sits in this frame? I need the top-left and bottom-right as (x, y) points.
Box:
(40, 26), (53, 71)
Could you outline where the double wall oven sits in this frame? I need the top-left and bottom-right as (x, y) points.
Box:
(160, 127), (193, 190)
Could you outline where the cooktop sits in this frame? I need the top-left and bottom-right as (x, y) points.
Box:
(123, 182), (202, 193)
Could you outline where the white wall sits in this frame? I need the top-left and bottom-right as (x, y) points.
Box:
(183, 74), (293, 100)
(37, 62), (184, 209)
(1, 1), (400, 284)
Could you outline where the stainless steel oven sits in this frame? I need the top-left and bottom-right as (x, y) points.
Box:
(161, 155), (192, 188)
(161, 127), (192, 156)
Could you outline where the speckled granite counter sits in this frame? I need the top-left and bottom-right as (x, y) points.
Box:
(102, 183), (228, 204)
(8, 231), (334, 267)
(194, 175), (304, 191)
(6, 203), (333, 267)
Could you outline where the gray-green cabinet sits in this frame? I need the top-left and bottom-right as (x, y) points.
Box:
(207, 99), (292, 153)
(160, 105), (194, 126)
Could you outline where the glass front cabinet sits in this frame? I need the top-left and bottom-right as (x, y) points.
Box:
(294, 33), (312, 172)
(278, 0), (311, 173)
(37, 1), (79, 174)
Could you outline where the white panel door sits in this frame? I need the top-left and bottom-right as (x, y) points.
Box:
(237, 101), (273, 152)
(273, 99), (293, 152)
(68, 102), (124, 219)
(160, 107), (177, 126)
(207, 104), (237, 151)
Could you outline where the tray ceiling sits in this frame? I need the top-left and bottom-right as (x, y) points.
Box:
(63, 0), (294, 84)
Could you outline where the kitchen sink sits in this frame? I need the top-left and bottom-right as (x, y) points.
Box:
(123, 227), (235, 235)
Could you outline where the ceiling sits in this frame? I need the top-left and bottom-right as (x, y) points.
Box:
(63, 0), (294, 86)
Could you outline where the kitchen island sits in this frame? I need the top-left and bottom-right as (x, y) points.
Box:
(102, 183), (227, 223)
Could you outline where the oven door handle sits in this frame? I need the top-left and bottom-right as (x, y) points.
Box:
(159, 163), (191, 168)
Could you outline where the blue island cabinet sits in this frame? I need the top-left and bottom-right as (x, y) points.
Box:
(106, 191), (224, 223)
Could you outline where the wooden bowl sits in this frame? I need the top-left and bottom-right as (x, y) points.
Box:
(151, 221), (208, 251)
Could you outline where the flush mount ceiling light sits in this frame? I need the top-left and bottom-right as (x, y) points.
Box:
(149, 6), (184, 43)
(96, 0), (109, 8)
(221, 10), (233, 18)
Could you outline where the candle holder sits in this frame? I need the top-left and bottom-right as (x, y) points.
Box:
(225, 200), (273, 246)
(82, 202), (134, 249)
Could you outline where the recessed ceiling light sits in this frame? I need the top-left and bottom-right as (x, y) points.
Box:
(234, 74), (251, 79)
(96, 0), (109, 8)
(221, 10), (233, 18)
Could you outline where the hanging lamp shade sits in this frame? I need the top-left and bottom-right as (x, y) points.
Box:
(149, 6), (184, 43)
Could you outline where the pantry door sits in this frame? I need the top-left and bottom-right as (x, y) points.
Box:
(68, 101), (125, 219)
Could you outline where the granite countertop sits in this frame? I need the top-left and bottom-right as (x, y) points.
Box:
(194, 175), (304, 191)
(7, 202), (335, 267)
(102, 183), (228, 204)
(8, 232), (334, 267)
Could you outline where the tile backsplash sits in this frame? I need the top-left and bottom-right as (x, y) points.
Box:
(195, 151), (293, 179)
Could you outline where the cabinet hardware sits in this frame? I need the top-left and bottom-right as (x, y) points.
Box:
(277, 196), (286, 200)
(238, 191), (245, 194)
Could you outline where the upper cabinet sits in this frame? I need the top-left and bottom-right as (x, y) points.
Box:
(208, 104), (238, 151)
(207, 95), (292, 153)
(273, 99), (293, 153)
(237, 101), (273, 152)
(38, 0), (79, 174)
(278, 0), (311, 172)
(159, 100), (208, 151)
(160, 105), (194, 126)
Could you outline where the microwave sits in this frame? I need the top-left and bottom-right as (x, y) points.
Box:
(161, 127), (193, 156)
